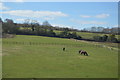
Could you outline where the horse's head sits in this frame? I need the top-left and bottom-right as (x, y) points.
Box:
(79, 50), (82, 53)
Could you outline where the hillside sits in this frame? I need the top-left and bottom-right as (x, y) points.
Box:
(55, 30), (120, 42)
(2, 35), (118, 78)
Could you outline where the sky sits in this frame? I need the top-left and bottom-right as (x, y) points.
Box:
(0, 1), (118, 30)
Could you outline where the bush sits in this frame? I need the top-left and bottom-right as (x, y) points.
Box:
(93, 36), (103, 42)
(107, 34), (118, 43)
(93, 34), (118, 43)
(102, 35), (108, 41)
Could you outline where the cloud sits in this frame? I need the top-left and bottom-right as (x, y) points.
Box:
(16, 18), (25, 22)
(43, 17), (55, 20)
(0, 10), (68, 20)
(16, 18), (41, 24)
(52, 24), (71, 28)
(80, 15), (91, 18)
(95, 14), (110, 18)
(80, 21), (107, 24)
(71, 19), (107, 25)
(1, 0), (24, 2)
(113, 25), (120, 27)
(80, 14), (110, 18)
(0, 3), (9, 10)
(79, 21), (107, 24)
(15, 0), (24, 2)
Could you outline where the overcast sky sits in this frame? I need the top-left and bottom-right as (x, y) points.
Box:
(0, 1), (118, 30)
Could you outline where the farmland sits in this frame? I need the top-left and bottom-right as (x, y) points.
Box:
(55, 30), (120, 40)
(2, 35), (118, 78)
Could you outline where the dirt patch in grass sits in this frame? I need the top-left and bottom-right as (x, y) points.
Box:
(2, 34), (16, 38)
(2, 46), (22, 56)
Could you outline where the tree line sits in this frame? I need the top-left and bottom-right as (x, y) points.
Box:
(1, 18), (82, 40)
(81, 26), (120, 35)
(1, 18), (119, 43)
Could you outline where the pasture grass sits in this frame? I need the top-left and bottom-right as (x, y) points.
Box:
(2, 35), (118, 78)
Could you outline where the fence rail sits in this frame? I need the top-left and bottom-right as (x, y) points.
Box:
(2, 41), (106, 48)
(2, 41), (119, 51)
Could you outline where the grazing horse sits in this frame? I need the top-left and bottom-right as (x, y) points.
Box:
(79, 50), (88, 56)
(63, 47), (65, 51)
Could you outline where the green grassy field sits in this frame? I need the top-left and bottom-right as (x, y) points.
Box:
(2, 35), (118, 78)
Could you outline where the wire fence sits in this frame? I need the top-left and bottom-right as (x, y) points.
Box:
(2, 41), (119, 51)
(2, 41), (105, 48)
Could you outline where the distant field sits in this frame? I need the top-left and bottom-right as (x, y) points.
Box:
(2, 35), (118, 78)
(54, 30), (120, 40)
(19, 28), (120, 41)
(76, 32), (120, 40)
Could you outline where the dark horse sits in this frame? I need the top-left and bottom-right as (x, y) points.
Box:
(79, 50), (88, 56)
(63, 47), (65, 51)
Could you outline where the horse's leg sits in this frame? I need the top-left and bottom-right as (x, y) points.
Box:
(80, 52), (82, 55)
(81, 52), (84, 55)
(86, 52), (88, 56)
(84, 52), (85, 56)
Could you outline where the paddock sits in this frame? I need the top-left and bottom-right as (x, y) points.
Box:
(2, 35), (118, 78)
